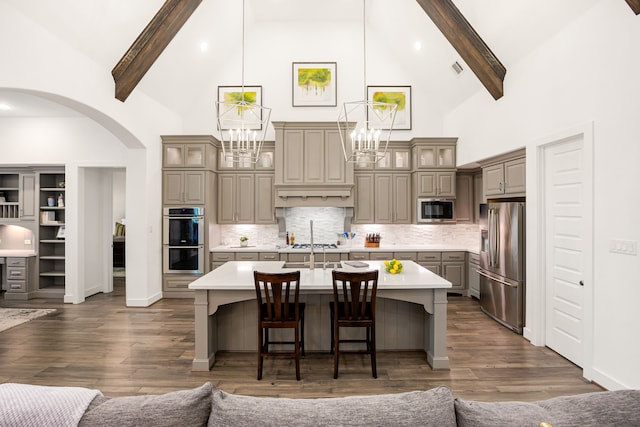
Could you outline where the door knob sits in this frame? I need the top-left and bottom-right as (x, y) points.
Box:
(579, 280), (584, 287)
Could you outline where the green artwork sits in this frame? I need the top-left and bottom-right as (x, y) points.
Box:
(372, 91), (406, 111)
(224, 91), (257, 104)
(297, 68), (332, 95)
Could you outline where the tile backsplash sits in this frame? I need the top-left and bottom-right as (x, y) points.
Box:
(217, 205), (479, 250)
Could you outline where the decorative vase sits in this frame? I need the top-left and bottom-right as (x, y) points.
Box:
(240, 240), (248, 247)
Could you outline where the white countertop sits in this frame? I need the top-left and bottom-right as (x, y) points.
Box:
(0, 250), (37, 257)
(189, 260), (452, 291)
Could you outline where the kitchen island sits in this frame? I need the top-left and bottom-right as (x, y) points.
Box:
(189, 260), (452, 372)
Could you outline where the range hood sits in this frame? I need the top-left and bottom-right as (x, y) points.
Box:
(273, 121), (354, 209)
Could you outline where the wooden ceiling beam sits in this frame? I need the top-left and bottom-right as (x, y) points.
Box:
(416, 0), (506, 100)
(112, 0), (202, 102)
(625, 0), (640, 15)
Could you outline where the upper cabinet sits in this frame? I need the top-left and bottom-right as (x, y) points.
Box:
(412, 140), (456, 169)
(273, 122), (354, 207)
(162, 139), (216, 169)
(0, 172), (36, 222)
(481, 149), (526, 199)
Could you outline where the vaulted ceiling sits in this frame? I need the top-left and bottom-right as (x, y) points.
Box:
(1, 0), (613, 120)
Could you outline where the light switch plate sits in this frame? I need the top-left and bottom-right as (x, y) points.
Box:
(609, 239), (637, 256)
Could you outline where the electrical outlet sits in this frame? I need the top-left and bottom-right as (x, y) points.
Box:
(609, 239), (637, 256)
(24, 239), (32, 245)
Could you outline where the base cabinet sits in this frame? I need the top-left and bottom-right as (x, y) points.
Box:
(163, 275), (201, 298)
(3, 256), (37, 300)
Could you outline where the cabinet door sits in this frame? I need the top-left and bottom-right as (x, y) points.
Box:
(455, 174), (473, 223)
(235, 174), (255, 223)
(415, 145), (456, 168)
(504, 158), (526, 194)
(218, 174), (236, 223)
(436, 172), (456, 197)
(354, 174), (374, 223)
(163, 171), (186, 204)
(416, 172), (437, 197)
(184, 144), (207, 167)
(163, 144), (185, 167)
(19, 173), (36, 220)
(324, 130), (346, 183)
(483, 163), (505, 196)
(283, 130), (304, 183)
(255, 174), (275, 224)
(304, 130), (325, 183)
(183, 171), (205, 204)
(374, 174), (392, 223)
(443, 262), (465, 291)
(393, 174), (411, 223)
(420, 262), (441, 275)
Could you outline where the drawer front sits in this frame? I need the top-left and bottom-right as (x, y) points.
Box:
(7, 267), (26, 280)
(368, 252), (393, 261)
(393, 252), (417, 261)
(349, 252), (369, 261)
(164, 277), (195, 289)
(442, 251), (466, 262)
(469, 252), (479, 264)
(7, 257), (26, 267)
(418, 251), (442, 262)
(7, 281), (26, 292)
(211, 252), (234, 262)
(210, 262), (227, 271)
(259, 252), (279, 261)
(235, 252), (259, 261)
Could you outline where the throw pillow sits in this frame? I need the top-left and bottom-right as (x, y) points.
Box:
(78, 383), (212, 427)
(209, 386), (456, 427)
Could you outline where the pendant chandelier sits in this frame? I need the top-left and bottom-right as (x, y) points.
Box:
(338, 0), (397, 164)
(216, 0), (271, 164)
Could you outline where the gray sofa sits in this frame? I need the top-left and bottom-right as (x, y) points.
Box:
(3, 382), (640, 427)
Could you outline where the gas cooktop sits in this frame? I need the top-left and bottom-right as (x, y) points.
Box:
(291, 243), (338, 250)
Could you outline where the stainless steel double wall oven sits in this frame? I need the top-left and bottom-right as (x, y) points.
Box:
(162, 207), (205, 274)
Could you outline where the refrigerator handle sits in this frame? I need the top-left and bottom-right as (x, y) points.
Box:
(488, 208), (499, 268)
(477, 269), (518, 288)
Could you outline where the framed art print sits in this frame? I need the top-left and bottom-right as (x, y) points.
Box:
(367, 85), (412, 130)
(217, 85), (263, 130)
(292, 62), (337, 107)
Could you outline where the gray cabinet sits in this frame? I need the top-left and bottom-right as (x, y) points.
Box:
(163, 170), (206, 205)
(254, 174), (275, 224)
(417, 251), (442, 275)
(163, 141), (216, 169)
(414, 171), (456, 198)
(353, 174), (375, 223)
(455, 173), (474, 223)
(218, 174), (255, 224)
(37, 171), (66, 298)
(442, 251), (466, 294)
(3, 256), (36, 300)
(483, 155), (525, 198)
(413, 143), (456, 169)
(0, 172), (36, 221)
(374, 174), (411, 224)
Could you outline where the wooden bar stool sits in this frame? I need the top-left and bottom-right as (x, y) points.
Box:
(253, 270), (305, 381)
(331, 269), (378, 379)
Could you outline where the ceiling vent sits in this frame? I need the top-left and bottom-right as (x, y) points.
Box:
(451, 61), (464, 75)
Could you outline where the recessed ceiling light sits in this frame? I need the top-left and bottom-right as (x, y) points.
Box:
(200, 41), (208, 53)
(0, 103), (11, 111)
(413, 41), (422, 51)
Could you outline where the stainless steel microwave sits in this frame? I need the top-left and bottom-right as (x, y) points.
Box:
(416, 198), (455, 223)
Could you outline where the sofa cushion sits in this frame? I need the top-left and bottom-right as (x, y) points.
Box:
(209, 386), (456, 427)
(455, 389), (640, 427)
(537, 389), (640, 426)
(454, 399), (552, 427)
(78, 383), (212, 427)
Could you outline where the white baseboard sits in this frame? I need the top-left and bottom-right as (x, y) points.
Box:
(126, 292), (162, 307)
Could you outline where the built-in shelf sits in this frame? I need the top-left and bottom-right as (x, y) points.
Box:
(37, 171), (66, 298)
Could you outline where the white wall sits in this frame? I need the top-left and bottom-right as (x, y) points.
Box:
(1, 2), (184, 306)
(444, 1), (640, 389)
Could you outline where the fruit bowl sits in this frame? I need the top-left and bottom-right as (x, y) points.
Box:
(384, 259), (403, 274)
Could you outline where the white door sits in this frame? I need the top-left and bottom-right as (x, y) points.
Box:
(543, 135), (589, 367)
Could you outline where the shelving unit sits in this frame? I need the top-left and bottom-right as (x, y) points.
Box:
(38, 172), (66, 296)
(0, 173), (20, 219)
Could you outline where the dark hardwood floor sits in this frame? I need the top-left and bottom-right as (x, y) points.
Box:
(0, 279), (603, 400)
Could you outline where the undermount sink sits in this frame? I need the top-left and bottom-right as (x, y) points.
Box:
(282, 261), (342, 269)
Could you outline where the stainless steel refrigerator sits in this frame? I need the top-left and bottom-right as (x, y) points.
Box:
(478, 202), (525, 334)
